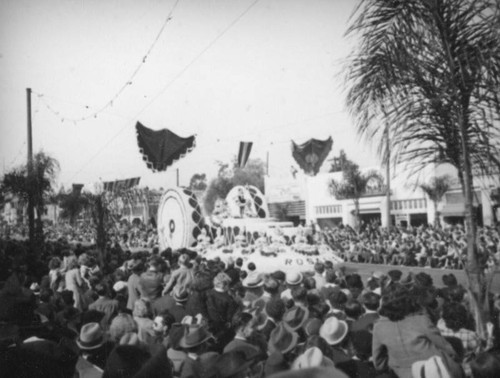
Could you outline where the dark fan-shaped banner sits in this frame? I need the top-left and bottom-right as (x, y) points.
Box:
(136, 122), (196, 172)
(291, 136), (333, 176)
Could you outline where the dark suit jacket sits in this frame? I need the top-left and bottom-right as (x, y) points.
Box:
(257, 318), (277, 340)
(139, 271), (163, 302)
(352, 312), (379, 332)
(336, 359), (378, 378)
(152, 293), (176, 317)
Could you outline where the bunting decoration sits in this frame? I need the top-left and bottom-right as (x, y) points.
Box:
(136, 122), (196, 172)
(103, 177), (141, 192)
(291, 137), (333, 176)
(237, 141), (253, 168)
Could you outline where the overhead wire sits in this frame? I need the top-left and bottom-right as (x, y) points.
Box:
(68, 0), (262, 182)
(33, 0), (182, 123)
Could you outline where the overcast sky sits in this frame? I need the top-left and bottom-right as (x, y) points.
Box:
(0, 0), (380, 191)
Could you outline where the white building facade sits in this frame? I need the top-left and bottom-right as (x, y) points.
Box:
(265, 163), (499, 228)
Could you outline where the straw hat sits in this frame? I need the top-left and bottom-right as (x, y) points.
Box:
(291, 347), (334, 370)
(286, 272), (303, 286)
(242, 272), (264, 288)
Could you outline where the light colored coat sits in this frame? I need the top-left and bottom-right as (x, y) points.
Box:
(65, 268), (86, 311)
(373, 313), (458, 378)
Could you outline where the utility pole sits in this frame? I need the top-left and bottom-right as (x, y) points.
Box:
(27, 88), (35, 251)
(385, 124), (391, 229)
(176, 168), (179, 187)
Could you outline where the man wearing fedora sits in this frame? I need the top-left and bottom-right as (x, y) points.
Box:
(179, 324), (215, 378)
(257, 298), (286, 340)
(127, 260), (144, 311)
(264, 322), (300, 376)
(139, 256), (165, 302)
(169, 287), (189, 323)
(280, 272), (303, 303)
(319, 317), (351, 364)
(76, 322), (114, 375)
(206, 272), (239, 352)
(241, 272), (265, 309)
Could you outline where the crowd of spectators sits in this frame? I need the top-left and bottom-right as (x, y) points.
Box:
(0, 220), (158, 250)
(317, 222), (500, 271)
(1, 234), (500, 378)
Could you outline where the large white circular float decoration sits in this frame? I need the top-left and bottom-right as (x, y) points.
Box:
(157, 186), (344, 274)
(157, 188), (204, 250)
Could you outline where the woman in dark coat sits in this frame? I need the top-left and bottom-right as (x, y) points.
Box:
(372, 283), (463, 378)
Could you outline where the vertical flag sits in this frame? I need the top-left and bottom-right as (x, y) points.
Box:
(237, 141), (253, 168)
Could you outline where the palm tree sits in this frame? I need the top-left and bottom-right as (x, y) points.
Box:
(329, 161), (384, 232)
(344, 0), (500, 337)
(419, 175), (452, 228)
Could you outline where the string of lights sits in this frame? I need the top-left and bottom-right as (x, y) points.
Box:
(67, 0), (262, 183)
(32, 0), (181, 124)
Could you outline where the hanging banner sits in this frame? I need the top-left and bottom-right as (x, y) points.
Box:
(103, 177), (140, 192)
(136, 122), (196, 172)
(291, 137), (333, 176)
(237, 141), (253, 168)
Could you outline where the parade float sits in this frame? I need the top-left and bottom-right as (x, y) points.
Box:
(157, 185), (343, 274)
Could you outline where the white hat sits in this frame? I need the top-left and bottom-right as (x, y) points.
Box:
(292, 347), (334, 370)
(113, 281), (127, 292)
(319, 317), (348, 346)
(286, 272), (303, 286)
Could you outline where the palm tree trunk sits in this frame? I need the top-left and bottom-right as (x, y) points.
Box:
(459, 111), (486, 337)
(434, 7), (486, 338)
(433, 201), (440, 228)
(354, 199), (360, 233)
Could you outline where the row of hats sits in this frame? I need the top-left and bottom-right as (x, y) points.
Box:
(242, 271), (304, 288)
(268, 315), (349, 355)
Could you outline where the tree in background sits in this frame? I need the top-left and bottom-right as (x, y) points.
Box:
(329, 150), (351, 173)
(419, 175), (452, 228)
(345, 0), (500, 336)
(188, 173), (208, 192)
(329, 159), (383, 232)
(204, 158), (266, 214)
(58, 187), (90, 225)
(1, 151), (59, 253)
